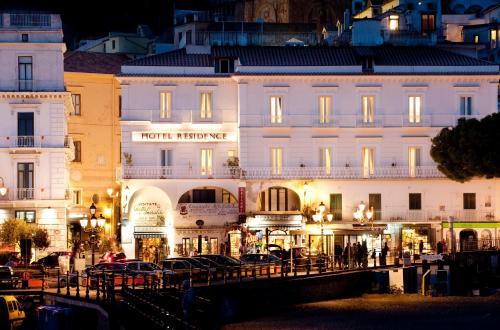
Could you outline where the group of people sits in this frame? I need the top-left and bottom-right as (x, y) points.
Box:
(334, 242), (369, 269)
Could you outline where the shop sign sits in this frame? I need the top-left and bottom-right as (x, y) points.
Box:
(132, 131), (236, 143)
(176, 203), (238, 216)
(238, 187), (245, 214)
(247, 214), (303, 229)
(132, 202), (166, 226)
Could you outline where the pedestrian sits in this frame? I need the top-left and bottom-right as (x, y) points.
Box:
(343, 243), (350, 269)
(437, 240), (443, 254)
(381, 242), (389, 266)
(419, 240), (424, 255)
(335, 244), (343, 269)
(357, 242), (363, 268)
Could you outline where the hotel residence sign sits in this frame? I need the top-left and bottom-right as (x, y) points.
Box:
(132, 131), (236, 143)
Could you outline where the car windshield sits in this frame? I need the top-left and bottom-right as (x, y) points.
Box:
(142, 263), (160, 271)
(183, 259), (205, 268)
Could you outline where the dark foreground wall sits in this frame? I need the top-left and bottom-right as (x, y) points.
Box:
(194, 270), (373, 326)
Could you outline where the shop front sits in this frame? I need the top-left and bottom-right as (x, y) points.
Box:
(245, 213), (305, 254)
(134, 230), (168, 263)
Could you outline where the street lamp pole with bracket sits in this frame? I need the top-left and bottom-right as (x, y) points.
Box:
(79, 203), (106, 265)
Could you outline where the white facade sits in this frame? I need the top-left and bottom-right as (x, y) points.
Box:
(0, 12), (73, 252)
(119, 46), (500, 259)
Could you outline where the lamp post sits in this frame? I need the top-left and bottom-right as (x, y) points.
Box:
(313, 201), (333, 256)
(80, 203), (106, 265)
(0, 177), (7, 196)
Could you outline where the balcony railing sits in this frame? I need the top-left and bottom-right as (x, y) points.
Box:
(118, 165), (443, 180)
(194, 31), (319, 46)
(241, 165), (444, 180)
(0, 79), (64, 92)
(120, 166), (241, 180)
(0, 188), (71, 201)
(243, 114), (487, 128)
(15, 188), (35, 200)
(455, 210), (496, 221)
(10, 13), (51, 27)
(0, 136), (70, 149)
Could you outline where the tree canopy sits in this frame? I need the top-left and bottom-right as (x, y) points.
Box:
(0, 219), (33, 246)
(430, 113), (500, 182)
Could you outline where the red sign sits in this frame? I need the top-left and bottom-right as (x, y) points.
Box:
(238, 187), (245, 214)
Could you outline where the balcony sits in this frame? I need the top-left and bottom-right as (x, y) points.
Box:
(194, 30), (319, 47)
(455, 210), (496, 222)
(244, 114), (487, 128)
(0, 187), (71, 201)
(241, 165), (444, 180)
(0, 80), (64, 92)
(0, 136), (71, 149)
(119, 166), (241, 180)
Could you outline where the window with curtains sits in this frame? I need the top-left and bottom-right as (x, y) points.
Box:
(319, 96), (331, 124)
(270, 96), (283, 123)
(160, 92), (172, 119)
(362, 147), (374, 178)
(408, 96), (421, 123)
(18, 56), (33, 91)
(200, 148), (213, 176)
(361, 96), (374, 123)
(459, 96), (472, 116)
(408, 147), (421, 177)
(160, 149), (172, 166)
(421, 13), (436, 33)
(320, 147), (332, 175)
(270, 147), (283, 175)
(72, 94), (81, 116)
(200, 92), (212, 119)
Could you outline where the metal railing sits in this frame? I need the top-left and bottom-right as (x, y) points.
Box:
(10, 135), (40, 148)
(121, 165), (241, 180)
(195, 30), (319, 46)
(16, 188), (35, 200)
(9, 13), (51, 27)
(241, 165), (444, 180)
(454, 210), (495, 221)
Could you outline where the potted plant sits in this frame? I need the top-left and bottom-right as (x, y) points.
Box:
(223, 156), (240, 177)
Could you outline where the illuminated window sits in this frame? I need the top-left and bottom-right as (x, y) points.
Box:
(270, 96), (283, 123)
(320, 147), (332, 175)
(408, 147), (421, 177)
(389, 15), (399, 31)
(227, 150), (236, 158)
(15, 210), (36, 223)
(200, 148), (213, 176)
(361, 96), (375, 123)
(72, 189), (82, 205)
(362, 147), (374, 178)
(200, 92), (212, 119)
(160, 92), (172, 119)
(319, 96), (331, 124)
(474, 35), (479, 44)
(270, 147), (283, 175)
(491, 29), (497, 48)
(408, 96), (422, 123)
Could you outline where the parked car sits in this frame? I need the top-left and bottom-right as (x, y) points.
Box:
(0, 295), (25, 330)
(161, 258), (208, 281)
(31, 251), (72, 268)
(0, 267), (18, 289)
(99, 252), (127, 263)
(191, 256), (223, 269)
(84, 262), (127, 288)
(240, 254), (282, 265)
(197, 254), (241, 267)
(123, 261), (169, 277)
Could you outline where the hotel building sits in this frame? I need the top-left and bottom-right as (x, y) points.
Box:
(118, 45), (499, 259)
(0, 12), (73, 252)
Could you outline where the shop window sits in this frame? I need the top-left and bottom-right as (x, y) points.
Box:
(182, 238), (190, 256)
(15, 210), (36, 223)
(463, 193), (476, 210)
(210, 238), (218, 254)
(193, 189), (215, 203)
(409, 193), (421, 210)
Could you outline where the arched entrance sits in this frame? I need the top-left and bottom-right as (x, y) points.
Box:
(459, 229), (477, 252)
(257, 186), (301, 212)
(176, 186), (238, 256)
(124, 186), (173, 260)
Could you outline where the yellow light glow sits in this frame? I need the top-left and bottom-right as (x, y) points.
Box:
(389, 15), (398, 31)
(104, 208), (112, 217)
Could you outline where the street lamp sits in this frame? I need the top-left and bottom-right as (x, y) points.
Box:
(0, 177), (7, 196)
(353, 201), (374, 225)
(313, 201), (333, 256)
(80, 203), (106, 265)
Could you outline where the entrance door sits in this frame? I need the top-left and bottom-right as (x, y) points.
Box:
(369, 193), (381, 220)
(459, 230), (477, 252)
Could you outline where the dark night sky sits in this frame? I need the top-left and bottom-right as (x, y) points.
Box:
(0, 0), (174, 49)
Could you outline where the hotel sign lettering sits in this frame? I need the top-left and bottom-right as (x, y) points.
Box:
(132, 131), (236, 143)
